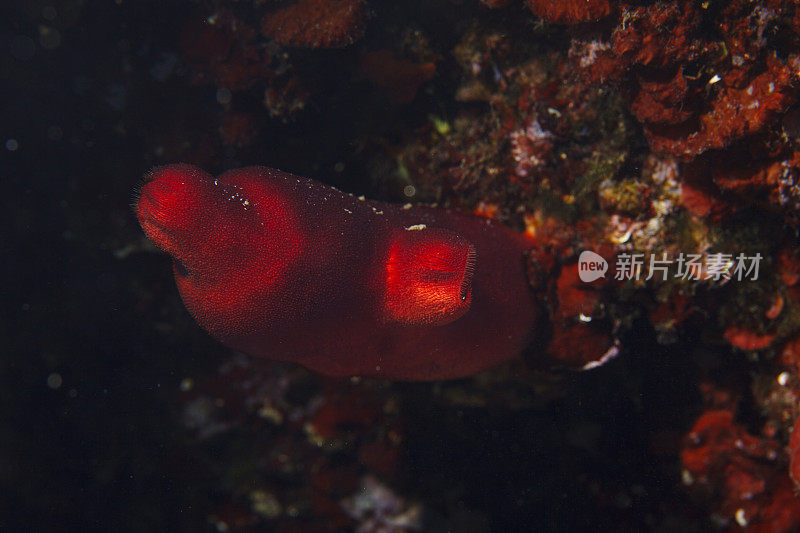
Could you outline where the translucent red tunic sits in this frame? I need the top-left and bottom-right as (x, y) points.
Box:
(136, 164), (538, 380)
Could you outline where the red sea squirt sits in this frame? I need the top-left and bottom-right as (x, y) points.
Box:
(135, 164), (538, 380)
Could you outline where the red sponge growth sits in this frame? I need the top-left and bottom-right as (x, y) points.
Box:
(261, 0), (368, 48)
(525, 0), (614, 24)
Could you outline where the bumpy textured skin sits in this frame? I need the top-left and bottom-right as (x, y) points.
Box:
(136, 164), (538, 380)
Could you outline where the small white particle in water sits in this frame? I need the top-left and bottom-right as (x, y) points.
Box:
(46, 373), (62, 389)
(43, 6), (57, 20)
(216, 87), (232, 105)
(6, 139), (19, 151)
(213, 179), (218, 186)
(402, 203), (412, 210)
(47, 125), (63, 140)
(243, 200), (249, 206)
(681, 469), (694, 485)
(735, 508), (748, 527)
(405, 224), (426, 231)
(39, 25), (61, 50)
(357, 195), (365, 201)
(778, 371), (790, 386)
(179, 378), (194, 392)
(344, 208), (352, 214)
(708, 74), (721, 85)
(578, 313), (592, 323)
